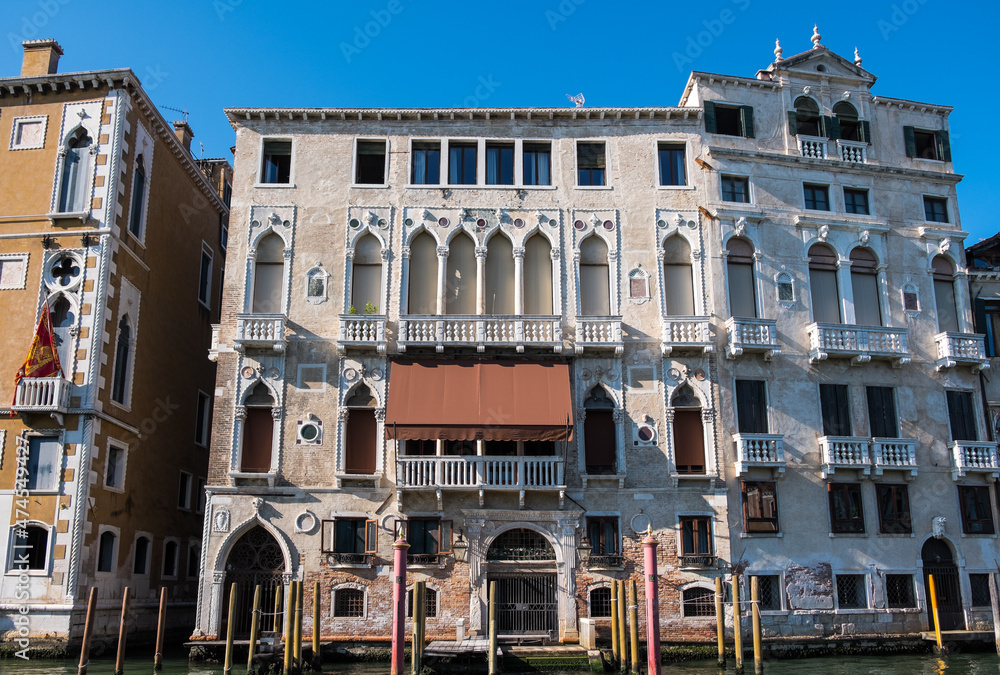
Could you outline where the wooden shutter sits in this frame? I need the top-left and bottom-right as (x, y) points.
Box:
(823, 115), (841, 140)
(903, 126), (917, 158)
(810, 268), (842, 324)
(727, 261), (757, 318)
(819, 384), (851, 437)
(786, 111), (798, 136)
(936, 130), (952, 162)
(736, 380), (767, 434)
(438, 520), (453, 554)
(866, 387), (898, 438)
(584, 410), (617, 472)
(740, 106), (755, 138)
(345, 408), (377, 474)
(703, 101), (717, 133)
(858, 120), (871, 144)
(673, 409), (706, 473)
(946, 391), (978, 441)
(365, 519), (378, 553)
(241, 407), (274, 472)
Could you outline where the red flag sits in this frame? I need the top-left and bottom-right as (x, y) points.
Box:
(14, 303), (63, 390)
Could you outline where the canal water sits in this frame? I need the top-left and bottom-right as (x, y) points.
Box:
(3, 649), (1000, 675)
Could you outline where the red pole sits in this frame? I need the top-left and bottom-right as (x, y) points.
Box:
(642, 527), (661, 675)
(391, 535), (410, 675)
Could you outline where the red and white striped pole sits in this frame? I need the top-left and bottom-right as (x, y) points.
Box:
(391, 535), (410, 675)
(642, 526), (661, 675)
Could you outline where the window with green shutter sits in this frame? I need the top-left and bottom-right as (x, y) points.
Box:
(704, 101), (754, 138)
(904, 126), (951, 161)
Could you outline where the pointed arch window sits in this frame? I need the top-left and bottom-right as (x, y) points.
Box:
(111, 316), (131, 404)
(51, 295), (76, 374)
(58, 128), (93, 213)
(128, 155), (147, 237)
(445, 232), (476, 314)
(932, 256), (960, 332)
(344, 384), (377, 475)
(579, 236), (610, 316)
(524, 234), (553, 315)
(252, 233), (286, 314)
(809, 244), (842, 324)
(583, 386), (616, 474)
(351, 234), (383, 313)
(408, 232), (438, 315)
(241, 383), (276, 473)
(663, 235), (695, 316)
(726, 238), (756, 318)
(671, 384), (705, 475)
(485, 234), (514, 315)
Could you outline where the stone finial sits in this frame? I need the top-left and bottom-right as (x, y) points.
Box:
(854, 47), (862, 67)
(774, 39), (783, 61)
(811, 25), (822, 49)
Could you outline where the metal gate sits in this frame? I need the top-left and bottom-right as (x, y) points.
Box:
(923, 566), (965, 631)
(491, 574), (558, 636)
(222, 526), (286, 639)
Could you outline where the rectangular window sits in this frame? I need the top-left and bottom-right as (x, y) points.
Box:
(105, 444), (125, 490)
(755, 575), (781, 611)
(195, 391), (211, 447)
(876, 483), (912, 534)
(187, 545), (200, 577)
(657, 142), (686, 186)
(946, 390), (978, 441)
(721, 175), (750, 203)
(836, 574), (867, 609)
(969, 574), (992, 607)
(587, 517), (620, 555)
(844, 188), (870, 215)
(177, 471), (192, 510)
(448, 141), (477, 185)
(679, 516), (712, 555)
(355, 139), (387, 184)
(735, 380), (768, 434)
(128, 165), (146, 237)
(222, 181), (232, 208)
(828, 483), (865, 534)
(804, 183), (830, 211)
(742, 481), (779, 533)
(486, 141), (514, 185)
(866, 387), (899, 438)
(26, 437), (59, 491)
(924, 196), (949, 223)
(334, 588), (365, 617)
(705, 102), (755, 138)
(260, 140), (291, 184)
(322, 519), (378, 554)
(914, 129), (939, 160)
(198, 248), (213, 307)
(577, 142), (606, 186)
(219, 214), (228, 253)
(886, 574), (916, 609)
(400, 519), (452, 555)
(959, 485), (995, 535)
(905, 126), (950, 161)
(411, 141), (441, 185)
(523, 142), (551, 186)
(819, 384), (852, 437)
(196, 478), (206, 514)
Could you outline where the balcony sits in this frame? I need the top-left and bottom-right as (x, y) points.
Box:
(734, 433), (786, 477)
(678, 554), (718, 570)
(819, 436), (871, 478)
(587, 554), (625, 569)
(234, 314), (286, 353)
(576, 317), (623, 356)
(807, 323), (909, 367)
(325, 552), (375, 567)
(661, 317), (713, 355)
(935, 332), (989, 372)
(950, 441), (1000, 480)
(798, 136), (828, 159)
(338, 314), (387, 354)
(837, 140), (868, 163)
(398, 455), (565, 490)
(12, 377), (72, 416)
(407, 553), (443, 566)
(726, 317), (780, 361)
(397, 315), (562, 353)
(872, 438), (918, 478)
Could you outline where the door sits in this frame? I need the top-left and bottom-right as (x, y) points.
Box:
(491, 574), (558, 637)
(922, 539), (965, 631)
(345, 408), (377, 474)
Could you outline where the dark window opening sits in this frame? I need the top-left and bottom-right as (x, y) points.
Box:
(742, 481), (778, 533)
(658, 142), (686, 186)
(98, 531), (116, 573)
(589, 587), (612, 617)
(794, 97), (821, 136)
(400, 519), (452, 556)
(886, 574), (916, 609)
(756, 575), (781, 611)
(876, 483), (912, 534)
(163, 540), (178, 577)
(722, 175), (749, 203)
(133, 536), (149, 574)
(587, 517), (619, 556)
(914, 130), (939, 160)
(261, 140), (291, 184)
(407, 586), (438, 617)
(924, 196), (949, 223)
(829, 483), (865, 534)
(355, 140), (387, 184)
(947, 390), (978, 441)
(970, 574), (991, 607)
(804, 183), (830, 211)
(820, 384), (852, 437)
(22, 526), (48, 570)
(836, 574), (866, 609)
(867, 387), (899, 438)
(577, 142), (606, 186)
(680, 517), (712, 555)
(736, 380), (768, 434)
(844, 188), (870, 215)
(334, 588), (365, 618)
(682, 587), (715, 617)
(959, 486), (995, 535)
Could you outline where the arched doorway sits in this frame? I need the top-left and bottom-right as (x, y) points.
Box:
(222, 526), (286, 639)
(486, 528), (558, 638)
(921, 538), (964, 631)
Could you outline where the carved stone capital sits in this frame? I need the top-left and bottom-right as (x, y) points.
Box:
(344, 248), (355, 260)
(270, 407), (283, 420)
(575, 409), (587, 422)
(400, 246), (410, 260)
(475, 246), (488, 259)
(234, 406), (247, 421)
(550, 247), (561, 260)
(374, 407), (386, 422)
(512, 247), (525, 260)
(338, 408), (350, 422)
(436, 246), (449, 259)
(612, 409), (625, 423)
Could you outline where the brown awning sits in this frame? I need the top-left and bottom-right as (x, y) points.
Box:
(384, 360), (573, 442)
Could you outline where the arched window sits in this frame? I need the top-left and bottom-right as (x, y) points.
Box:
(793, 97), (821, 137)
(727, 238), (756, 318)
(51, 296), (76, 372)
(933, 256), (959, 332)
(682, 587), (715, 617)
(252, 233), (285, 314)
(579, 236), (610, 316)
(58, 128), (93, 213)
(583, 386), (616, 475)
(524, 234), (553, 314)
(241, 383), (275, 473)
(344, 384), (377, 475)
(445, 232), (476, 314)
(407, 586), (439, 618)
(128, 156), (146, 237)
(97, 531), (117, 573)
(589, 587), (612, 617)
(133, 536), (150, 574)
(111, 316), (131, 404)
(351, 234), (382, 313)
(850, 248), (881, 326)
(809, 244), (841, 324)
(663, 235), (695, 316)
(671, 384), (705, 475)
(485, 234), (514, 315)
(162, 540), (178, 577)
(18, 525), (49, 570)
(333, 587), (366, 618)
(834, 102), (860, 142)
(408, 232), (438, 315)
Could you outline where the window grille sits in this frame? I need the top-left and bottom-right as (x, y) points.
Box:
(487, 528), (556, 561)
(589, 587), (612, 618)
(886, 574), (916, 609)
(682, 587), (715, 617)
(756, 575), (781, 611)
(334, 588), (365, 618)
(970, 574), (991, 607)
(836, 574), (866, 609)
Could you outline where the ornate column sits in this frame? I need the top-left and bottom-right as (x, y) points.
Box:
(344, 247), (355, 311)
(436, 246), (449, 315)
(475, 245), (488, 315)
(513, 246), (525, 315)
(836, 258), (855, 324)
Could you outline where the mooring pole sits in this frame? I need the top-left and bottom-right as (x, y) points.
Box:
(115, 587), (131, 675)
(610, 579), (620, 666)
(295, 580), (304, 671)
(714, 577), (726, 668)
(990, 572), (1000, 657)
(283, 582), (295, 675)
(77, 586), (98, 675)
(488, 579), (499, 675)
(274, 583), (284, 636)
(618, 580), (628, 668)
(312, 581), (321, 669)
(223, 583), (236, 675)
(751, 577), (763, 675)
(154, 587), (167, 671)
(248, 584), (262, 673)
(418, 581), (427, 667)
(628, 580), (639, 675)
(641, 527), (660, 675)
(732, 573), (744, 675)
(391, 536), (410, 675)
(412, 581), (425, 675)
(929, 574), (944, 654)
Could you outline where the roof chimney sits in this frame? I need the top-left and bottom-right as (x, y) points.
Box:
(21, 39), (63, 77)
(173, 121), (194, 153)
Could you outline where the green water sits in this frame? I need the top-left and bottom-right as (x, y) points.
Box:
(2, 651), (1000, 675)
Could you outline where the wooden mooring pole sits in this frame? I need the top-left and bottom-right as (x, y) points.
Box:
(412, 581), (425, 675)
(989, 572), (1000, 657)
(283, 582), (295, 675)
(312, 581), (321, 669)
(488, 580), (499, 675)
(77, 586), (98, 675)
(628, 580), (639, 675)
(154, 587), (167, 671)
(751, 577), (763, 675)
(610, 579), (620, 666)
(115, 587), (131, 675)
(223, 583), (236, 675)
(929, 574), (944, 654)
(617, 580), (628, 668)
(732, 574), (744, 675)
(274, 583), (283, 636)
(295, 581), (304, 671)
(248, 584), (262, 673)
(714, 577), (725, 668)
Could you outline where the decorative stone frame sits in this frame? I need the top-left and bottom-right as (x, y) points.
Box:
(678, 581), (719, 619)
(102, 438), (128, 493)
(655, 210), (707, 317)
(305, 263), (329, 305)
(9, 115), (48, 150)
(405, 581), (443, 619)
(832, 571), (872, 612)
(161, 536), (181, 580)
(126, 122), (154, 244)
(230, 355), (285, 484)
(244, 206), (297, 315)
(95, 524), (121, 576)
(49, 100), (103, 217)
(336, 357), (387, 484)
(571, 209), (620, 318)
(585, 581), (614, 618)
(131, 531), (153, 576)
(627, 265), (651, 304)
(663, 364), (718, 485)
(109, 278), (141, 412)
(5, 520), (53, 576)
(344, 206), (392, 314)
(19, 430), (64, 495)
(331, 582), (370, 620)
(0, 253), (29, 290)
(775, 271), (795, 308)
(575, 358), (626, 486)
(922, 237), (974, 333)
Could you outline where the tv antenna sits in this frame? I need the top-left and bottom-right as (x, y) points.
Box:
(567, 93), (585, 108)
(161, 105), (189, 121)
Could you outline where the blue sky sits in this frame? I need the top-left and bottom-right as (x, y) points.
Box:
(4, 0), (997, 241)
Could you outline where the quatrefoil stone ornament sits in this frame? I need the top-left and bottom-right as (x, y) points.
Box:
(52, 257), (80, 287)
